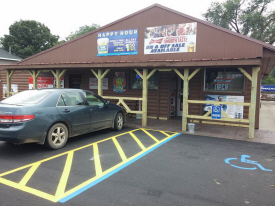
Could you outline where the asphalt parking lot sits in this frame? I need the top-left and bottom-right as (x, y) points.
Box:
(0, 127), (275, 206)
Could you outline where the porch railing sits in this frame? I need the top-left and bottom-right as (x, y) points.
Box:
(102, 96), (143, 114)
(187, 100), (251, 124)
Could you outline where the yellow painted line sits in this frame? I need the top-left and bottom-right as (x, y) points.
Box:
(0, 129), (140, 178)
(93, 144), (102, 176)
(0, 177), (56, 202)
(112, 137), (127, 162)
(0, 129), (179, 203)
(57, 132), (181, 202)
(129, 132), (146, 151)
(160, 131), (170, 137)
(19, 162), (41, 186)
(141, 129), (159, 142)
(55, 151), (74, 197)
(144, 128), (178, 134)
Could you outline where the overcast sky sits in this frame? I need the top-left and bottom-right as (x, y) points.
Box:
(1, 0), (224, 40)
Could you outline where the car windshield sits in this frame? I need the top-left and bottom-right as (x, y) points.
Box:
(1, 90), (52, 104)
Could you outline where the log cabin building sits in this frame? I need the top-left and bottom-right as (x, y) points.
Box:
(1, 4), (275, 139)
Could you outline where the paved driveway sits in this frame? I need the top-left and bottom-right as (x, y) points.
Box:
(0, 127), (274, 206)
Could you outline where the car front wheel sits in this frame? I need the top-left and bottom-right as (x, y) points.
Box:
(114, 112), (123, 131)
(45, 123), (68, 149)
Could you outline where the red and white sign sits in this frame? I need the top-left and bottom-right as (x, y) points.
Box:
(29, 77), (64, 89)
(89, 78), (108, 90)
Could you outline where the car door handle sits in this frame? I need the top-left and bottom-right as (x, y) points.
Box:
(62, 109), (70, 113)
(90, 109), (96, 112)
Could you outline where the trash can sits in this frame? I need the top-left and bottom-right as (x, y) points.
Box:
(187, 123), (195, 133)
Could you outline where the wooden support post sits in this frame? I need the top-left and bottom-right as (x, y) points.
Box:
(142, 69), (148, 127)
(6, 70), (14, 98)
(55, 69), (61, 88)
(51, 69), (66, 88)
(98, 69), (102, 96)
(182, 68), (189, 131)
(29, 70), (42, 89)
(249, 67), (260, 139)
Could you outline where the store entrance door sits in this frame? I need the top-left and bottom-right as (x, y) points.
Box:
(177, 77), (183, 116)
(69, 75), (82, 89)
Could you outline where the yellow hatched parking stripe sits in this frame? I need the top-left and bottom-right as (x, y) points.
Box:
(129, 132), (146, 150)
(55, 151), (74, 197)
(19, 162), (41, 186)
(112, 137), (127, 162)
(0, 129), (180, 203)
(141, 129), (160, 142)
(93, 144), (102, 176)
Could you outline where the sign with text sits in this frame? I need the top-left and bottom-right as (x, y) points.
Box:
(261, 85), (275, 92)
(97, 29), (138, 56)
(89, 78), (108, 90)
(144, 22), (197, 54)
(29, 77), (64, 89)
(211, 105), (221, 119)
(204, 95), (244, 119)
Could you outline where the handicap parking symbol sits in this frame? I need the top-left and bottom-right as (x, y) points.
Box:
(212, 105), (221, 119)
(225, 155), (272, 171)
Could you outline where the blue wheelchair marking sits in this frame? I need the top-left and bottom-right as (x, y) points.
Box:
(225, 155), (272, 171)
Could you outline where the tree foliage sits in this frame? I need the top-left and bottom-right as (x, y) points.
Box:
(0, 20), (59, 59)
(203, 0), (275, 44)
(66, 24), (100, 41)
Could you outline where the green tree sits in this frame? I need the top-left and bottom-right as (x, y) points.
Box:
(203, 0), (275, 44)
(66, 24), (100, 41)
(0, 20), (59, 59)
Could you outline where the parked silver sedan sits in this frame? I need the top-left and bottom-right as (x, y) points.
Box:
(0, 89), (126, 149)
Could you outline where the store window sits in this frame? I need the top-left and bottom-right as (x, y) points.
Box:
(204, 68), (244, 93)
(131, 70), (158, 89)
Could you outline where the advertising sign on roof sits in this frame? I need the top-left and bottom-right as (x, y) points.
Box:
(97, 29), (138, 56)
(144, 22), (197, 55)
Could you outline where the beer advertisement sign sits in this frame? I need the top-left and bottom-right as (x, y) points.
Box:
(97, 29), (138, 56)
(144, 22), (197, 54)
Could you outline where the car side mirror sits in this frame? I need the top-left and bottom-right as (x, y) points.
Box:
(106, 101), (110, 105)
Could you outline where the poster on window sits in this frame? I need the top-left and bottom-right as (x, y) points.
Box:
(113, 72), (126, 93)
(144, 22), (197, 54)
(204, 95), (244, 119)
(29, 77), (64, 89)
(89, 78), (108, 90)
(97, 29), (138, 56)
(2, 84), (18, 98)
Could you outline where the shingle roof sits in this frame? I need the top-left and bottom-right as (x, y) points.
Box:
(0, 48), (22, 61)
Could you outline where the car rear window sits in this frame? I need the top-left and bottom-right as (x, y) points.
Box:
(1, 90), (52, 104)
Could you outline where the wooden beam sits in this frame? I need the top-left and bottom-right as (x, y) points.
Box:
(182, 68), (189, 131)
(173, 69), (184, 80)
(6, 70), (14, 97)
(101, 69), (110, 79)
(142, 69), (148, 127)
(98, 69), (103, 96)
(59, 69), (67, 78)
(102, 96), (143, 100)
(134, 69), (143, 80)
(91, 69), (98, 79)
(188, 115), (250, 123)
(188, 68), (201, 81)
(238, 68), (252, 81)
(187, 100), (251, 106)
(147, 69), (157, 80)
(55, 69), (61, 88)
(51, 70), (58, 78)
(249, 67), (260, 139)
(158, 69), (172, 71)
(120, 100), (132, 113)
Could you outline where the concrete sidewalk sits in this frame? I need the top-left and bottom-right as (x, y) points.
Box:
(125, 101), (275, 145)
